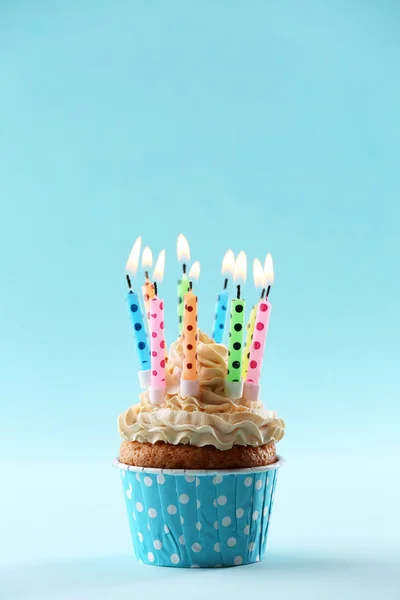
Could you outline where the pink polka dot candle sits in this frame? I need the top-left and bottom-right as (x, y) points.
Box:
(149, 250), (167, 406)
(243, 255), (274, 404)
(149, 296), (166, 405)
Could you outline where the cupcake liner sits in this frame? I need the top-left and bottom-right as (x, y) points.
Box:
(114, 457), (284, 568)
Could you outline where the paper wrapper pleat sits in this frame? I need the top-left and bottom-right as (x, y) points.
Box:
(114, 458), (284, 568)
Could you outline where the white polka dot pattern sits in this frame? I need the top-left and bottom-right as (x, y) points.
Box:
(119, 465), (279, 567)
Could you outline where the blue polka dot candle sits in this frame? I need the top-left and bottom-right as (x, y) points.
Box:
(125, 237), (151, 389)
(126, 278), (151, 382)
(212, 250), (235, 343)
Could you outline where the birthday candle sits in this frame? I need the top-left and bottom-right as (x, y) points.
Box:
(149, 251), (167, 405)
(225, 251), (247, 400)
(182, 284), (198, 381)
(149, 297), (166, 392)
(180, 263), (201, 397)
(141, 246), (155, 320)
(242, 304), (257, 378)
(212, 250), (235, 343)
(127, 285), (151, 371)
(243, 254), (274, 403)
(245, 299), (271, 386)
(125, 237), (151, 388)
(177, 234), (191, 334)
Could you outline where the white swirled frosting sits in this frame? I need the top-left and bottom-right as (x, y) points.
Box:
(118, 331), (285, 451)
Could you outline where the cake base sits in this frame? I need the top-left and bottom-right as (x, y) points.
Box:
(119, 440), (277, 470)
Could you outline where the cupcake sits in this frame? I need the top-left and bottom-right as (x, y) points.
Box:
(115, 331), (285, 568)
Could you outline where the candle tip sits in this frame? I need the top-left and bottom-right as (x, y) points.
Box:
(237, 284), (241, 299)
(189, 280), (193, 291)
(260, 288), (266, 300)
(126, 274), (132, 289)
(266, 285), (271, 299)
(223, 277), (228, 290)
(154, 281), (158, 296)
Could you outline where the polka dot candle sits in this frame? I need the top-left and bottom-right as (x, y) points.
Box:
(142, 279), (155, 320)
(212, 290), (229, 343)
(245, 299), (271, 387)
(182, 287), (198, 382)
(126, 289), (151, 377)
(149, 296), (167, 404)
(177, 274), (190, 334)
(242, 304), (257, 379)
(227, 297), (245, 383)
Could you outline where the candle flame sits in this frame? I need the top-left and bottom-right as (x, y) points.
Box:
(253, 258), (266, 288)
(177, 233), (190, 263)
(188, 261), (200, 281)
(125, 236), (142, 276)
(221, 249), (235, 277)
(264, 253), (274, 285)
(142, 246), (153, 270)
(234, 251), (247, 282)
(153, 250), (166, 282)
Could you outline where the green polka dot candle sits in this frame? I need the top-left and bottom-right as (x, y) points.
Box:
(177, 273), (190, 333)
(227, 297), (245, 382)
(225, 251), (247, 400)
(177, 233), (191, 334)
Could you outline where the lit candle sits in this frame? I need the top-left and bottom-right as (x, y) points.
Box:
(181, 261), (200, 398)
(225, 251), (247, 400)
(125, 237), (151, 389)
(243, 254), (274, 404)
(149, 250), (167, 405)
(141, 246), (155, 320)
(177, 233), (191, 334)
(212, 249), (235, 343)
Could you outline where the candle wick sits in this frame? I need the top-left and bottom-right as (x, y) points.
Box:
(260, 288), (266, 300)
(223, 278), (228, 290)
(266, 285), (271, 298)
(154, 281), (158, 296)
(237, 284), (241, 299)
(144, 270), (149, 280)
(126, 274), (132, 290)
(182, 263), (187, 275)
(189, 281), (193, 291)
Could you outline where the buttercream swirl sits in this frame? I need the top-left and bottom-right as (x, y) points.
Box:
(118, 331), (285, 451)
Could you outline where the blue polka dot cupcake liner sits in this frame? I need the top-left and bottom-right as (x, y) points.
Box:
(114, 457), (284, 568)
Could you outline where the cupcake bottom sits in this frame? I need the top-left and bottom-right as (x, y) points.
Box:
(120, 440), (277, 469)
(115, 458), (283, 568)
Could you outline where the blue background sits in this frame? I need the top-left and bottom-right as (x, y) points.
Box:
(1, 0), (399, 598)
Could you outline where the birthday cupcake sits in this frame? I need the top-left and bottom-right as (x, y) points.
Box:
(115, 237), (285, 568)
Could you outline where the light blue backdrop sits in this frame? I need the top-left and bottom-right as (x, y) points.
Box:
(1, 1), (399, 598)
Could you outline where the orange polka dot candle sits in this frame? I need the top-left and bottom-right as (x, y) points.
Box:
(180, 264), (200, 398)
(141, 246), (155, 320)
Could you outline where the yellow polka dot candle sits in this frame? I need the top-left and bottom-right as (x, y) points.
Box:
(225, 251), (247, 400)
(180, 266), (200, 398)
